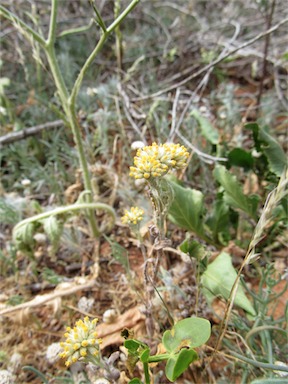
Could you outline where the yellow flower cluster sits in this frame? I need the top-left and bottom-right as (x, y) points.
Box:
(129, 142), (189, 180)
(121, 206), (144, 225)
(59, 317), (102, 367)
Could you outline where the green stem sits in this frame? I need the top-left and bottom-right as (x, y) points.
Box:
(46, 0), (58, 47)
(1, 0), (139, 238)
(58, 19), (94, 38)
(143, 362), (151, 384)
(148, 353), (170, 363)
(13, 202), (116, 236)
(230, 351), (288, 373)
(45, 47), (69, 111)
(107, 0), (139, 33)
(69, 0), (139, 108)
(89, 0), (107, 32)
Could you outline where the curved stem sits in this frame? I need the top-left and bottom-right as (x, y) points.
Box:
(2, 0), (139, 239)
(69, 31), (108, 108)
(230, 351), (288, 373)
(69, 0), (139, 108)
(245, 325), (287, 351)
(13, 202), (116, 236)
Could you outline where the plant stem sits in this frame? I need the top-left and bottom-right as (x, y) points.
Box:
(1, 0), (140, 239)
(13, 203), (116, 235)
(143, 362), (151, 384)
(46, 0), (58, 46)
(45, 47), (69, 111)
(70, 0), (139, 107)
(148, 353), (170, 363)
(89, 0), (107, 32)
(256, 0), (277, 114)
(230, 351), (288, 373)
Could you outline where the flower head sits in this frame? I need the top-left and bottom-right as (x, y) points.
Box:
(121, 206), (144, 225)
(129, 143), (189, 180)
(59, 317), (102, 367)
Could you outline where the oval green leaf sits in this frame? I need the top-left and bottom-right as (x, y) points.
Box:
(165, 348), (198, 382)
(162, 317), (211, 353)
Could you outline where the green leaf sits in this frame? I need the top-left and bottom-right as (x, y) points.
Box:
(165, 348), (198, 382)
(13, 222), (35, 249)
(0, 198), (21, 225)
(205, 193), (230, 245)
(128, 379), (143, 384)
(140, 348), (150, 363)
(162, 317), (211, 353)
(124, 340), (140, 375)
(180, 239), (206, 261)
(180, 239), (208, 273)
(168, 180), (205, 235)
(213, 165), (259, 218)
(104, 236), (130, 272)
(201, 252), (256, 316)
(191, 109), (219, 144)
(42, 215), (63, 247)
(124, 339), (142, 353)
(228, 148), (254, 170)
(246, 123), (287, 176)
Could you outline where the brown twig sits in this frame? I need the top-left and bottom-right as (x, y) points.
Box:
(256, 0), (277, 114)
(0, 120), (64, 146)
(132, 17), (288, 101)
(0, 279), (95, 316)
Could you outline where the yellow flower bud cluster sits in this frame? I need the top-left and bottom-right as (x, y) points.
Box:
(129, 142), (189, 180)
(121, 206), (144, 225)
(59, 317), (102, 367)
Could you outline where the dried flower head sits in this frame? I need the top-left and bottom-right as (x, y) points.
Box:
(59, 317), (102, 367)
(121, 206), (144, 225)
(46, 342), (62, 364)
(129, 142), (189, 180)
(0, 370), (15, 384)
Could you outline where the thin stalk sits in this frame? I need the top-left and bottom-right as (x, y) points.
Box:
(256, 0), (277, 113)
(1, 0), (140, 238)
(107, 0), (139, 33)
(70, 0), (139, 107)
(212, 171), (288, 357)
(46, 0), (58, 47)
(143, 362), (151, 384)
(114, 0), (123, 70)
(66, 108), (101, 236)
(69, 31), (108, 114)
(13, 202), (116, 234)
(229, 351), (288, 373)
(45, 47), (69, 111)
(89, 0), (107, 32)
(148, 354), (170, 363)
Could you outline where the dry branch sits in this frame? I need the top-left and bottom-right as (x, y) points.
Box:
(132, 17), (288, 101)
(0, 120), (64, 146)
(0, 279), (95, 316)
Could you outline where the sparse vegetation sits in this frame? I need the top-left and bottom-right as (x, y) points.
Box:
(0, 1), (287, 383)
